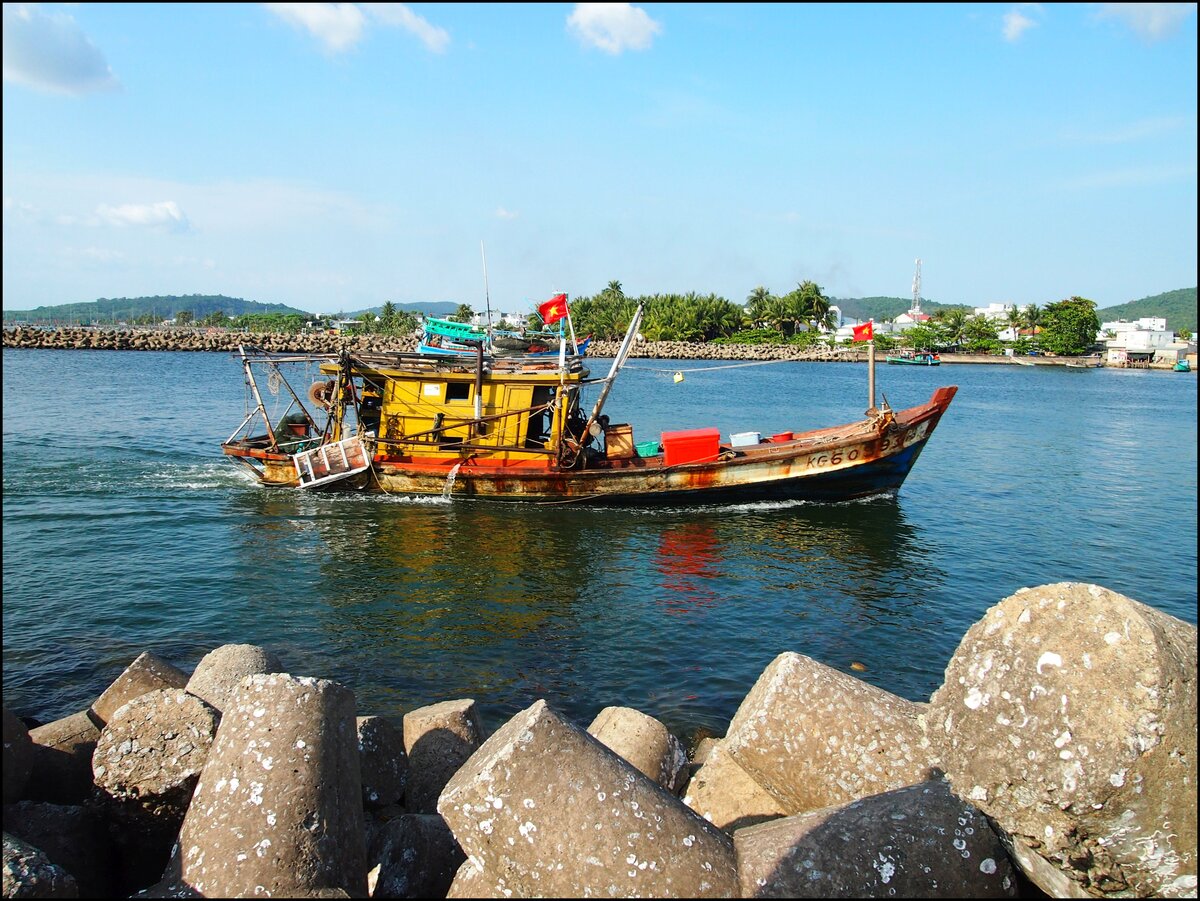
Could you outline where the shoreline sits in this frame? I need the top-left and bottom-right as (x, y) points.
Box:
(2, 326), (1191, 370)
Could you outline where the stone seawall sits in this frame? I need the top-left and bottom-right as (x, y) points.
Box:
(3, 583), (1194, 898)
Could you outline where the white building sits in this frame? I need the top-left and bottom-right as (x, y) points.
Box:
(1100, 318), (1175, 364)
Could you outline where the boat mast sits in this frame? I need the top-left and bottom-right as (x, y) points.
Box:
(867, 321), (877, 415)
(238, 345), (279, 450)
(584, 303), (644, 429)
(481, 240), (493, 345)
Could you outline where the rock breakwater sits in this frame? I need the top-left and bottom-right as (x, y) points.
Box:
(2, 327), (866, 363)
(3, 583), (1194, 898)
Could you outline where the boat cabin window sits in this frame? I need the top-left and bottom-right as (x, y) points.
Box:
(446, 383), (471, 403)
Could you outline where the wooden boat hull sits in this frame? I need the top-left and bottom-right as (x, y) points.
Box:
(224, 387), (957, 505)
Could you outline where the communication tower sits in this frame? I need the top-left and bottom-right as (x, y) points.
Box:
(911, 258), (922, 317)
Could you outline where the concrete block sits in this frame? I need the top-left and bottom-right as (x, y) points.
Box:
(928, 583), (1198, 898)
(587, 706), (688, 794)
(185, 644), (282, 713)
(438, 699), (738, 897)
(682, 740), (786, 833)
(357, 715), (408, 811)
(178, 673), (367, 898)
(366, 813), (464, 898)
(91, 652), (188, 726)
(724, 652), (935, 814)
(92, 688), (219, 855)
(734, 779), (1018, 897)
(1, 831), (78, 898)
(403, 700), (484, 815)
(26, 711), (101, 806)
(2, 708), (33, 805)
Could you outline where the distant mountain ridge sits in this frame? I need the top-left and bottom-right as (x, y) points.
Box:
(5, 289), (1195, 332)
(2, 295), (459, 324)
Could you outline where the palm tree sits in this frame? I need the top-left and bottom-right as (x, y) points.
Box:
(452, 304), (474, 323)
(1022, 304), (1042, 347)
(1005, 306), (1022, 341)
(939, 309), (968, 350)
(746, 286), (772, 326)
(603, 280), (625, 302)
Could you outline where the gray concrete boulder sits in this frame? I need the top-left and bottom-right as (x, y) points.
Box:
(91, 652), (188, 726)
(928, 583), (1197, 898)
(357, 715), (408, 811)
(1, 832), (78, 898)
(177, 673), (367, 898)
(444, 859), (489, 898)
(184, 644), (282, 712)
(682, 740), (787, 833)
(734, 779), (1018, 897)
(403, 700), (484, 815)
(2, 710), (33, 805)
(25, 712), (101, 806)
(438, 699), (739, 898)
(724, 652), (936, 814)
(2, 802), (115, 898)
(366, 813), (464, 898)
(587, 705), (688, 794)
(92, 688), (219, 856)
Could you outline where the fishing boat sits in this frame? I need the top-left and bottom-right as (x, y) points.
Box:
(418, 316), (588, 358)
(1174, 359), (1191, 372)
(221, 304), (957, 504)
(1063, 357), (1103, 369)
(886, 351), (940, 366)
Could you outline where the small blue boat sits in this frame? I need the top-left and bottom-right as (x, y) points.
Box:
(886, 351), (941, 366)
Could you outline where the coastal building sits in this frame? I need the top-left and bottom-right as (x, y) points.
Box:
(1100, 318), (1176, 364)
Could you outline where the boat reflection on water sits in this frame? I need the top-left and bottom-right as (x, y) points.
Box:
(223, 488), (948, 735)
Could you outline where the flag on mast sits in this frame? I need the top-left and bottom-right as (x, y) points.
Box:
(852, 320), (874, 342)
(539, 293), (569, 325)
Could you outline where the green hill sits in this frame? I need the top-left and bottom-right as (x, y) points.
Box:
(2, 295), (466, 325)
(831, 296), (972, 322)
(1096, 288), (1196, 332)
(2, 294), (308, 325)
(347, 301), (459, 318)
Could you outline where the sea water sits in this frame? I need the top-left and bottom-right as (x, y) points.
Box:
(2, 348), (1196, 743)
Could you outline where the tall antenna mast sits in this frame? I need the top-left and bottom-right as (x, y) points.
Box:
(480, 240), (493, 336)
(911, 258), (922, 317)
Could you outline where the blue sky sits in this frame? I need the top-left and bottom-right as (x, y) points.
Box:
(3, 3), (1196, 315)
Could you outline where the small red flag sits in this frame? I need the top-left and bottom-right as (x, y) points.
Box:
(852, 321), (874, 342)
(539, 293), (569, 325)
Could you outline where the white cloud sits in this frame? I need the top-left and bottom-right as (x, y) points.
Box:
(1061, 164), (1196, 190)
(495, 207), (519, 220)
(1002, 5), (1041, 42)
(364, 3), (450, 53)
(1094, 3), (1195, 41)
(265, 3), (367, 52)
(265, 2), (449, 53)
(1058, 115), (1190, 145)
(96, 201), (190, 233)
(2, 4), (120, 95)
(567, 3), (662, 55)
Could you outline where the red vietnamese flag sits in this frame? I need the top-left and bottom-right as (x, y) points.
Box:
(852, 320), (874, 342)
(538, 293), (569, 325)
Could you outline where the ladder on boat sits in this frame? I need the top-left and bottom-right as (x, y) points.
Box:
(293, 435), (371, 488)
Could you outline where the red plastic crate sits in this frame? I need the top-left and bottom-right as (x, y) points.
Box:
(661, 427), (721, 466)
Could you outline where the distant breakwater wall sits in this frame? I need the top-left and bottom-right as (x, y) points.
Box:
(1, 327), (866, 362)
(2, 583), (1195, 898)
